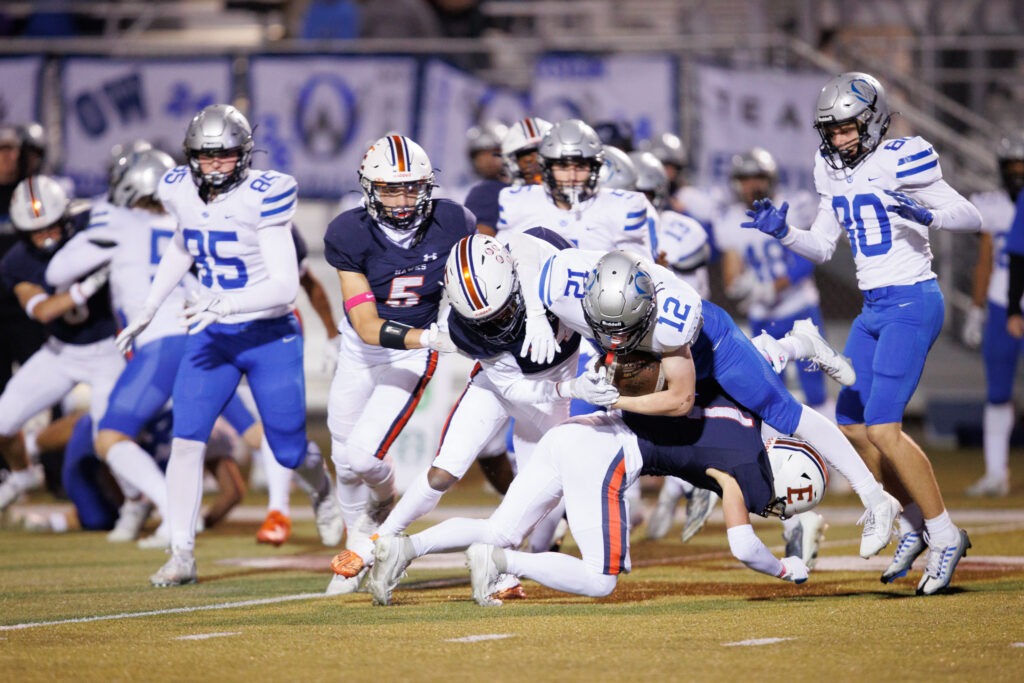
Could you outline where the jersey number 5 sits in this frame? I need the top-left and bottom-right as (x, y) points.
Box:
(387, 276), (423, 308)
(183, 229), (249, 289)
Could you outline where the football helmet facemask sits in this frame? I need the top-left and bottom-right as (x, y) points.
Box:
(183, 104), (254, 198)
(359, 135), (435, 232)
(813, 72), (891, 170)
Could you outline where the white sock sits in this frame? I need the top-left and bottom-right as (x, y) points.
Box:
(259, 436), (292, 517)
(983, 402), (1013, 480)
(899, 502), (924, 535)
(794, 406), (883, 508)
(106, 440), (169, 515)
(924, 510), (957, 546)
(165, 438), (206, 554)
(504, 549), (617, 597)
(379, 471), (444, 537)
(335, 473), (368, 532)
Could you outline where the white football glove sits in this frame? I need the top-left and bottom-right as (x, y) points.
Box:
(182, 295), (233, 335)
(322, 335), (341, 376)
(961, 306), (984, 350)
(778, 556), (809, 584)
(750, 331), (789, 374)
(422, 322), (457, 353)
(521, 310), (560, 364)
(560, 369), (620, 407)
(115, 305), (156, 356)
(69, 265), (111, 305)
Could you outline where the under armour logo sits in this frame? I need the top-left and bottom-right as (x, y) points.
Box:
(423, 252), (438, 262)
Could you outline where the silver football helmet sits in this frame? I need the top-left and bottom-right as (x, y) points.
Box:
(109, 148), (176, 208)
(502, 117), (552, 184)
(466, 121), (508, 155)
(813, 72), (891, 170)
(539, 119), (604, 207)
(10, 175), (71, 253)
(997, 131), (1024, 201)
(629, 151), (669, 207)
(598, 145), (638, 191)
(444, 234), (526, 344)
(730, 147), (778, 205)
(763, 437), (829, 518)
(359, 134), (435, 231)
(108, 139), (153, 181)
(582, 251), (656, 356)
(183, 104), (254, 197)
(639, 132), (688, 170)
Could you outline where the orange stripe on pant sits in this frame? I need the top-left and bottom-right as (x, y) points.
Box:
(601, 449), (628, 575)
(373, 350), (439, 459)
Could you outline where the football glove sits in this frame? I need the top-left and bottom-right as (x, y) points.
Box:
(741, 198), (790, 239)
(961, 306), (984, 349)
(884, 189), (933, 226)
(182, 295), (232, 335)
(521, 310), (560, 364)
(779, 556), (809, 584)
(115, 305), (156, 355)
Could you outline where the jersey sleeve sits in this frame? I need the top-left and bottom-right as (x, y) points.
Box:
(45, 224), (117, 289)
(886, 136), (943, 189)
(650, 264), (704, 348)
(616, 191), (652, 258)
(323, 211), (365, 272)
(253, 173), (298, 229)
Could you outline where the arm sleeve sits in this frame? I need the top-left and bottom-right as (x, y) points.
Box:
(779, 199), (843, 264)
(909, 179), (982, 232)
(45, 232), (114, 289)
(726, 524), (784, 578)
(1008, 254), (1024, 317)
(143, 231), (195, 311)
(483, 356), (562, 404)
(221, 224), (299, 314)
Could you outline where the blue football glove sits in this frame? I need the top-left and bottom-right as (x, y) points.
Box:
(741, 198), (790, 239)
(884, 189), (933, 226)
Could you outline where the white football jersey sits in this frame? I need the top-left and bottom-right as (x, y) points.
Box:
(538, 248), (703, 355)
(971, 189), (1018, 308)
(716, 191), (820, 319)
(811, 135), (949, 291)
(656, 209), (710, 298)
(497, 184), (652, 260)
(158, 166), (298, 323)
(48, 200), (188, 347)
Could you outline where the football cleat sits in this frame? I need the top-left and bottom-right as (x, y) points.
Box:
(467, 543), (503, 607)
(490, 573), (526, 601)
(858, 491), (901, 558)
(150, 550), (197, 587)
(325, 567), (368, 596)
(916, 529), (971, 596)
(680, 488), (718, 543)
(787, 318), (856, 387)
(0, 466), (44, 512)
(367, 534), (414, 606)
(330, 549), (366, 578)
(313, 492), (345, 547)
(880, 530), (926, 583)
(106, 498), (154, 543)
(964, 474), (1010, 498)
(256, 510), (292, 546)
(783, 511), (827, 569)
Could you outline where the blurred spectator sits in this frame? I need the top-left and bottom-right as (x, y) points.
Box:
(359, 0), (442, 38)
(299, 0), (360, 39)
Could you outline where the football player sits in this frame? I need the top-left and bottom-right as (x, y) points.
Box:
(0, 175), (124, 512)
(743, 72), (981, 595)
(960, 132), (1024, 498)
(116, 104), (333, 586)
(367, 383), (825, 606)
(322, 134), (472, 576)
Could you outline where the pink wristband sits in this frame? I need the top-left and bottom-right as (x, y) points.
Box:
(344, 291), (375, 313)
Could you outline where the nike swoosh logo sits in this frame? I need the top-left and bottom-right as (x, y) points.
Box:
(868, 177), (880, 181)
(283, 335), (297, 342)
(898, 302), (913, 308)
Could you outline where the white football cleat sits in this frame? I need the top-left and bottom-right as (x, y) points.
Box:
(964, 474), (1010, 498)
(916, 529), (971, 596)
(880, 530), (926, 583)
(858, 492), (901, 558)
(787, 318), (856, 387)
(466, 543), (503, 607)
(150, 550), (197, 587)
(107, 498), (153, 542)
(313, 493), (345, 547)
(325, 567), (368, 596)
(680, 488), (718, 543)
(367, 534), (414, 606)
(0, 466), (44, 512)
(783, 511), (827, 569)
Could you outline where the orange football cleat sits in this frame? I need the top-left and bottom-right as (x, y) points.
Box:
(330, 549), (366, 577)
(256, 510), (292, 546)
(491, 583), (527, 601)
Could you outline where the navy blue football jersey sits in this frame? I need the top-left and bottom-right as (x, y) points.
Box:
(464, 179), (508, 231)
(448, 311), (580, 373)
(324, 199), (475, 328)
(0, 240), (116, 344)
(627, 383), (774, 515)
(290, 225), (309, 265)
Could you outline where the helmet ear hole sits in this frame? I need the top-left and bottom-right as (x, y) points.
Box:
(766, 437), (828, 517)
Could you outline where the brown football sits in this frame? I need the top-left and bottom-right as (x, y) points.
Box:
(596, 350), (665, 397)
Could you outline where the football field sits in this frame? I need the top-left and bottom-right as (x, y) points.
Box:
(2, 440), (1023, 682)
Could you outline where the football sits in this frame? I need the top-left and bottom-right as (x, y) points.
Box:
(596, 350), (665, 397)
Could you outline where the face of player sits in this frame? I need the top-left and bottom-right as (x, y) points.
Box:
(736, 175), (772, 207)
(471, 148), (505, 181)
(29, 224), (63, 252)
(824, 121), (861, 162)
(515, 150), (542, 185)
(197, 151), (239, 176)
(375, 181), (425, 221)
(551, 159), (593, 196)
(0, 143), (19, 184)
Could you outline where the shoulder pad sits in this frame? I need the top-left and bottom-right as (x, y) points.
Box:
(882, 136), (942, 184)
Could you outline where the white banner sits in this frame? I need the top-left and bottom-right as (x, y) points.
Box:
(531, 54), (676, 143)
(249, 56), (418, 200)
(62, 58), (232, 198)
(418, 60), (529, 199)
(0, 56), (43, 126)
(696, 65), (828, 194)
